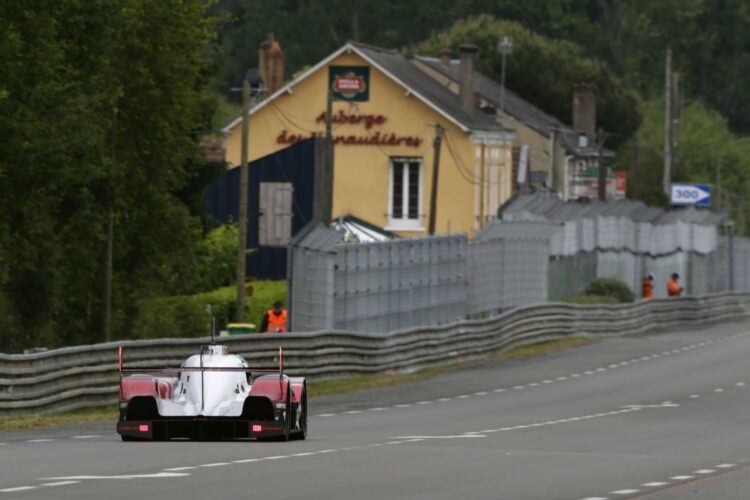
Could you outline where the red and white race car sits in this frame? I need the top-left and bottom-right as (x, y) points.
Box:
(116, 344), (307, 441)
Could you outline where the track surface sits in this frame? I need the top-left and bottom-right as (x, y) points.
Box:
(2, 320), (750, 499)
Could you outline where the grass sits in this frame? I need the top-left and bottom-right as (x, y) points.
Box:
(308, 336), (595, 397)
(0, 336), (595, 431)
(0, 405), (118, 431)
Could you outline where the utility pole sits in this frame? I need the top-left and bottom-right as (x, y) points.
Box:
(597, 128), (608, 201)
(235, 79), (250, 322)
(714, 148), (721, 211)
(497, 37), (512, 112)
(630, 136), (639, 199)
(428, 124), (444, 235)
(324, 90), (334, 223)
(662, 48), (672, 196)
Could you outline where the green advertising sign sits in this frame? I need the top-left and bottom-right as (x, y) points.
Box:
(329, 66), (369, 102)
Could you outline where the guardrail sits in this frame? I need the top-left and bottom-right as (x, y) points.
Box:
(1, 293), (749, 417)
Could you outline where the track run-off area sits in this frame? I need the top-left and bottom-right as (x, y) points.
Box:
(2, 320), (750, 499)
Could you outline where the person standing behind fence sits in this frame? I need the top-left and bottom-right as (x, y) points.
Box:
(642, 273), (654, 299)
(667, 273), (683, 297)
(261, 301), (287, 332)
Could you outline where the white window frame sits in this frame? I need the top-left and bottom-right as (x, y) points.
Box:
(385, 157), (424, 231)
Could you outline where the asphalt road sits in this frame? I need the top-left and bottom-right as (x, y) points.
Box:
(2, 320), (750, 499)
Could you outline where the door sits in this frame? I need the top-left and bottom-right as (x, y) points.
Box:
(259, 182), (294, 247)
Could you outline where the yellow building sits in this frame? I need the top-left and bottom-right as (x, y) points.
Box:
(222, 42), (515, 237)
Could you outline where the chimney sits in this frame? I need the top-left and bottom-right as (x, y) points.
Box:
(458, 44), (478, 117)
(572, 84), (596, 136)
(259, 33), (285, 94)
(439, 45), (452, 69)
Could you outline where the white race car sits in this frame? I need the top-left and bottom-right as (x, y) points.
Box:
(116, 344), (307, 441)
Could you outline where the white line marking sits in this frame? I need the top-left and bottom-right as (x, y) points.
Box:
(437, 397), (452, 401)
(513, 385), (525, 389)
(42, 472), (189, 480)
(343, 410), (362, 414)
(456, 394), (470, 399)
(716, 464), (736, 468)
(736, 382), (746, 387)
(386, 441), (403, 445)
(694, 469), (715, 474)
(394, 435), (486, 439)
(585, 371), (596, 375)
(570, 374), (581, 378)
(493, 388), (507, 392)
(40, 481), (80, 487)
(264, 456), (287, 460)
(609, 364), (619, 368)
(71, 435), (101, 439)
(690, 394), (700, 398)
(369, 407), (387, 411)
(0, 486), (37, 492)
(610, 490), (640, 495)
(417, 401), (432, 405)
(316, 449), (337, 454)
(475, 391), (489, 395)
(714, 388), (724, 392)
(670, 475), (694, 480)
(27, 439), (54, 443)
(316, 413), (336, 417)
(164, 467), (196, 471)
(542, 380), (553, 384)
(232, 459), (260, 463)
(405, 438), (424, 442)
(291, 452), (315, 457)
(556, 377), (568, 381)
(200, 463), (228, 467)
(642, 482), (669, 487)
(596, 368), (607, 372)
(578, 497), (609, 500)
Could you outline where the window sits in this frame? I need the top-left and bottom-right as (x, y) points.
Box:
(387, 158), (423, 230)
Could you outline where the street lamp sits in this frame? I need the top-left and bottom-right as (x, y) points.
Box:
(497, 37), (513, 112)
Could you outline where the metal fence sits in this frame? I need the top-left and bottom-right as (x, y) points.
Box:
(289, 225), (468, 333)
(502, 192), (741, 301)
(2, 294), (748, 416)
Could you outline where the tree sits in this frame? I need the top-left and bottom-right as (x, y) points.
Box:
(414, 15), (642, 148)
(0, 0), (219, 352)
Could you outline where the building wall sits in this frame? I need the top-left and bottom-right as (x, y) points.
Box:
(223, 51), (513, 236)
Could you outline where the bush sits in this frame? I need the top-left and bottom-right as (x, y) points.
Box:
(564, 294), (619, 305)
(129, 280), (287, 339)
(581, 277), (636, 303)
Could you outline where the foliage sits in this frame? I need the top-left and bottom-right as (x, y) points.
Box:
(129, 280), (286, 339)
(581, 277), (635, 303)
(413, 15), (641, 148)
(0, 0), (219, 353)
(620, 97), (750, 230)
(186, 224), (239, 294)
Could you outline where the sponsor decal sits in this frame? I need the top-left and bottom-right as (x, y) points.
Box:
(329, 66), (369, 102)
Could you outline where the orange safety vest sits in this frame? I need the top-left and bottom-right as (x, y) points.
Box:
(642, 278), (653, 299)
(265, 309), (287, 333)
(667, 279), (683, 297)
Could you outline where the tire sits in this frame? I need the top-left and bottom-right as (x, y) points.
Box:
(292, 386), (307, 440)
(282, 384), (292, 441)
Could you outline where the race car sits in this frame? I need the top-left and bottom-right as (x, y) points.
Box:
(116, 344), (307, 441)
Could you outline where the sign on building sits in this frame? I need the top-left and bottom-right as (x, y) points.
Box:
(329, 66), (369, 102)
(669, 183), (711, 206)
